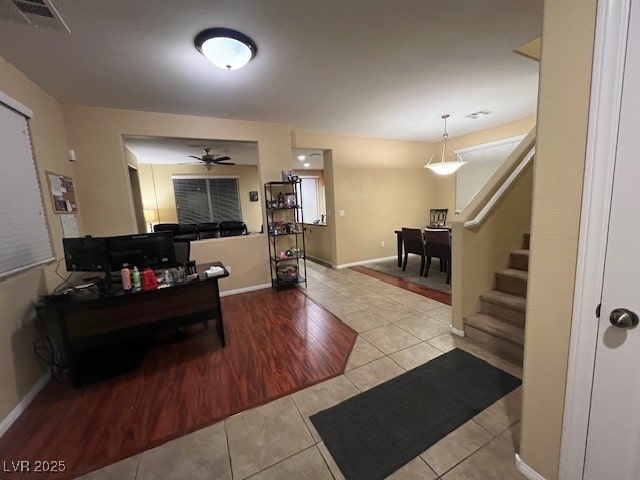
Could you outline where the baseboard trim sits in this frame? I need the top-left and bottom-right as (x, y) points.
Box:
(220, 283), (271, 297)
(515, 453), (547, 480)
(335, 256), (397, 269)
(305, 256), (333, 268)
(0, 372), (50, 438)
(450, 326), (465, 337)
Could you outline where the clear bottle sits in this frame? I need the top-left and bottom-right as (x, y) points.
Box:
(132, 266), (141, 291)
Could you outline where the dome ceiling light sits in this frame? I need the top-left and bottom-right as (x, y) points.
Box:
(195, 28), (257, 71)
(424, 114), (467, 175)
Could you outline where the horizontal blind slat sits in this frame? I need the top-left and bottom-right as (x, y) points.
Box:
(0, 102), (53, 276)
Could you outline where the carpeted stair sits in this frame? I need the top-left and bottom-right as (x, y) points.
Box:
(463, 234), (529, 362)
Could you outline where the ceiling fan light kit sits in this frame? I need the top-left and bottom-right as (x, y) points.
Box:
(188, 147), (235, 169)
(424, 114), (467, 176)
(195, 28), (257, 71)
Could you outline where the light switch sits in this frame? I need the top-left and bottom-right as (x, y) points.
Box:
(339, 209), (345, 217)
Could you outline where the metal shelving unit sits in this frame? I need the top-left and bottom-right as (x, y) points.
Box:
(264, 180), (307, 290)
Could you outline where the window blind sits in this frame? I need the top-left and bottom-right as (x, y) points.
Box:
(173, 177), (241, 224)
(455, 135), (525, 213)
(299, 176), (320, 222)
(0, 99), (54, 279)
(173, 178), (210, 224)
(209, 178), (241, 222)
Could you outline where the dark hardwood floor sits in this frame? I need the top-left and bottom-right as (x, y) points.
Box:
(0, 288), (357, 479)
(350, 266), (452, 305)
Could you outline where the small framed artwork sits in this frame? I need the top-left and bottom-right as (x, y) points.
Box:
(249, 191), (259, 202)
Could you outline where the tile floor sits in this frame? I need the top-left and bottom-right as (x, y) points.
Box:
(79, 262), (525, 480)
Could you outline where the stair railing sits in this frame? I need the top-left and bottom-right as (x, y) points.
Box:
(463, 148), (535, 229)
(450, 127), (536, 335)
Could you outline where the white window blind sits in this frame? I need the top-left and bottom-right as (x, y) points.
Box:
(455, 135), (526, 213)
(298, 176), (321, 222)
(0, 98), (54, 279)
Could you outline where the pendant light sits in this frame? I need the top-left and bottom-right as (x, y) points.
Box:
(424, 114), (467, 175)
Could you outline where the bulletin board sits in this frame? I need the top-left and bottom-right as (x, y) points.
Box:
(46, 171), (78, 213)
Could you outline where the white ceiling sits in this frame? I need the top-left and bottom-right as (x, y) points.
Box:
(291, 148), (324, 170)
(124, 137), (259, 165)
(0, 0), (542, 142)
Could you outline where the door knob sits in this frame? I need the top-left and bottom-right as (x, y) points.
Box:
(609, 308), (639, 329)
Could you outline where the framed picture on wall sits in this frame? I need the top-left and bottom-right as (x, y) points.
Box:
(249, 190), (259, 202)
(46, 171), (78, 213)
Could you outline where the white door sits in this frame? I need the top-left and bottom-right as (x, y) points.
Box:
(583, 2), (640, 478)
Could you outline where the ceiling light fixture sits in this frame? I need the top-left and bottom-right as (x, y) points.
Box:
(465, 109), (495, 119)
(424, 114), (467, 175)
(195, 28), (257, 71)
(297, 155), (306, 161)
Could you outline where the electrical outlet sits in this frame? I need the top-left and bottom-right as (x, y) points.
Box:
(381, 240), (385, 247)
(226, 265), (231, 274)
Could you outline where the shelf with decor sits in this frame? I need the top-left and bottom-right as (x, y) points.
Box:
(264, 180), (307, 290)
(271, 253), (306, 263)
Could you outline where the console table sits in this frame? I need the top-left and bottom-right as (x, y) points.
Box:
(36, 262), (228, 387)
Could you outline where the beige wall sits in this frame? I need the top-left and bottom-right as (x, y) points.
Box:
(431, 115), (537, 217)
(61, 106), (292, 293)
(63, 106), (292, 237)
(304, 225), (333, 264)
(138, 163), (263, 233)
(190, 235), (270, 292)
(519, 1), (597, 479)
(293, 131), (436, 266)
(0, 56), (81, 420)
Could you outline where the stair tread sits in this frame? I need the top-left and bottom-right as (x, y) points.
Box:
(464, 313), (525, 346)
(480, 290), (527, 311)
(511, 249), (530, 257)
(496, 268), (528, 280)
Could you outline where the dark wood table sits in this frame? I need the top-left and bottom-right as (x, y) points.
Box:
(36, 262), (229, 386)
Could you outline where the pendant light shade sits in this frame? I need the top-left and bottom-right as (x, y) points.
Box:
(424, 114), (467, 175)
(195, 28), (257, 71)
(425, 161), (466, 175)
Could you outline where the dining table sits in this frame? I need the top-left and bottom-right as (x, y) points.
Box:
(394, 227), (452, 268)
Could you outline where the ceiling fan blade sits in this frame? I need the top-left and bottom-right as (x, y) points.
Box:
(215, 156), (231, 161)
(188, 155), (202, 160)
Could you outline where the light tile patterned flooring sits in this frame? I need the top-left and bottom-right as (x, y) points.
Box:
(79, 262), (525, 480)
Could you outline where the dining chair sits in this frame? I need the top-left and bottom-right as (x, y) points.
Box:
(429, 208), (448, 228)
(198, 222), (221, 239)
(424, 228), (451, 284)
(153, 223), (180, 236)
(401, 228), (427, 276)
(174, 224), (199, 242)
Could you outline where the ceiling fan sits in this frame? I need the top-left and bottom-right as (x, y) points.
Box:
(188, 147), (235, 170)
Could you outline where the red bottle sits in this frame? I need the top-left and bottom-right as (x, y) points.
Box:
(141, 268), (158, 291)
